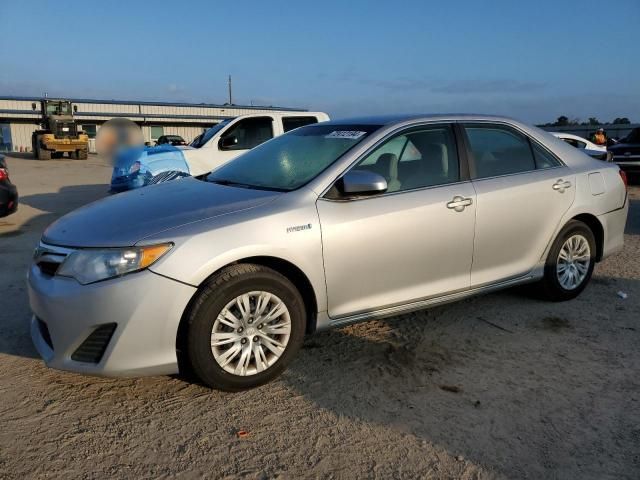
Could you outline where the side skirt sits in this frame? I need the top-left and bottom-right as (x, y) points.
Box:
(323, 273), (540, 330)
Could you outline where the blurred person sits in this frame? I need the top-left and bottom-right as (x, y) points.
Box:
(592, 128), (607, 146)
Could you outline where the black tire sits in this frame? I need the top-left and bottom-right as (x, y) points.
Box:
(538, 220), (596, 301)
(185, 264), (306, 391)
(78, 148), (88, 160)
(38, 146), (51, 160)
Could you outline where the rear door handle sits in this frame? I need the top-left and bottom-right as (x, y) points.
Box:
(552, 179), (572, 192)
(447, 196), (473, 212)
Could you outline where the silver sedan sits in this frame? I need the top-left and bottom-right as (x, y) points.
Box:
(28, 115), (629, 390)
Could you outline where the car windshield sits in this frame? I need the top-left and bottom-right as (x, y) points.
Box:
(623, 128), (640, 144)
(190, 119), (233, 148)
(206, 124), (380, 191)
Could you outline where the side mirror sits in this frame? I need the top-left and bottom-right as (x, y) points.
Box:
(73, 105), (78, 113)
(339, 170), (387, 196)
(219, 135), (238, 149)
(31, 103), (37, 111)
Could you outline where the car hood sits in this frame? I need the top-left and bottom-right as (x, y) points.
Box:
(43, 177), (282, 247)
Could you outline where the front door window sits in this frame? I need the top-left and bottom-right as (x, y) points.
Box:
(220, 117), (274, 151)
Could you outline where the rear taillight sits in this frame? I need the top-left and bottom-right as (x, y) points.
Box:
(0, 168), (8, 181)
(619, 169), (627, 189)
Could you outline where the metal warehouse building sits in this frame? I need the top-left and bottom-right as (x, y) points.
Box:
(0, 96), (306, 153)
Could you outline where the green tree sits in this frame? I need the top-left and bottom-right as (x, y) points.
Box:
(612, 117), (631, 125)
(555, 115), (569, 126)
(588, 117), (600, 126)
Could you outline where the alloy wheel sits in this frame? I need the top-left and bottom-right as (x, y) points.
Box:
(556, 234), (591, 290)
(210, 291), (292, 376)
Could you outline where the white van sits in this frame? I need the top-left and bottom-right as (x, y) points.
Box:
(110, 111), (329, 192)
(185, 112), (330, 176)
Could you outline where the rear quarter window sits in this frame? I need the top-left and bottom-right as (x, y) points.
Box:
(282, 116), (319, 133)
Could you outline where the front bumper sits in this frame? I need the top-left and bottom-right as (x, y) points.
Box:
(41, 138), (88, 152)
(28, 264), (196, 377)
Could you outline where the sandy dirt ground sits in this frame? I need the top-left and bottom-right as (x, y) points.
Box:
(0, 153), (639, 479)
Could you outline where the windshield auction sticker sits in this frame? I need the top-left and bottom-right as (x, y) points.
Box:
(325, 130), (367, 139)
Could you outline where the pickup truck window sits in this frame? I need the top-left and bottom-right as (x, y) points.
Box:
(220, 117), (274, 150)
(283, 116), (319, 132)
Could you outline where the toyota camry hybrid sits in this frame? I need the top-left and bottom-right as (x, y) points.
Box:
(28, 115), (629, 391)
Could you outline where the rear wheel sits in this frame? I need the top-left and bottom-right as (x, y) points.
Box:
(185, 264), (306, 391)
(78, 148), (88, 160)
(538, 220), (596, 301)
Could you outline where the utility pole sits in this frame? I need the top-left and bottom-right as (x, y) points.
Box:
(227, 75), (233, 105)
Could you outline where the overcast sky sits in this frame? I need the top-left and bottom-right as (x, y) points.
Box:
(1, 0), (638, 123)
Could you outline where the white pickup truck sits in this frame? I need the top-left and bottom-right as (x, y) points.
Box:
(110, 111), (330, 192)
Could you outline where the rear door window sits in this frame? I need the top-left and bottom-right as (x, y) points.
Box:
(282, 116), (319, 132)
(464, 125), (536, 179)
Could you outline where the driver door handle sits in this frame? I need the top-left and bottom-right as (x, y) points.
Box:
(447, 196), (473, 212)
(552, 179), (572, 192)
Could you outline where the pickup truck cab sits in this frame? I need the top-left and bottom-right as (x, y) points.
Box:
(111, 111), (329, 192)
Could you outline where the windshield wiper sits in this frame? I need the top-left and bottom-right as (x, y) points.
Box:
(209, 179), (287, 192)
(209, 179), (251, 187)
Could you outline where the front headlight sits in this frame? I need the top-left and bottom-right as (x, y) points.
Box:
(57, 243), (172, 285)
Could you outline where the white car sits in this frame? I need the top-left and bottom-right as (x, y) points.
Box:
(551, 132), (610, 161)
(111, 111), (330, 192)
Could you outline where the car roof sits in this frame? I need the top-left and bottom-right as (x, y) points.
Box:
(322, 113), (521, 126)
(231, 111), (329, 121)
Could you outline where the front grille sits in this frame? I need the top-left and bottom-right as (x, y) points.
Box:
(71, 323), (117, 363)
(37, 318), (54, 350)
(33, 242), (73, 277)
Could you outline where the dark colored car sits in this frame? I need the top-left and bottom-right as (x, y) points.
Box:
(0, 155), (18, 217)
(156, 135), (187, 146)
(609, 127), (640, 174)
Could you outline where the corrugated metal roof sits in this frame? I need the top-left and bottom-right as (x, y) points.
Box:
(0, 95), (306, 112)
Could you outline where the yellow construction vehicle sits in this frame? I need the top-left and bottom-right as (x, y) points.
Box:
(31, 99), (89, 160)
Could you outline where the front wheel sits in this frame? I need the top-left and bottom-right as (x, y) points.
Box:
(538, 220), (596, 301)
(185, 264), (306, 391)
